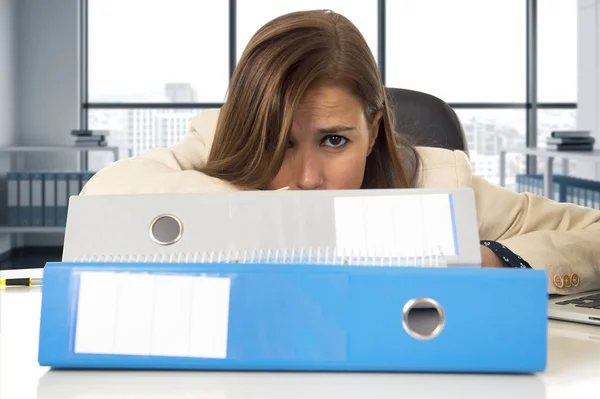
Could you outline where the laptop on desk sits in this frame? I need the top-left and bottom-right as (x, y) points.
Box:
(548, 291), (600, 326)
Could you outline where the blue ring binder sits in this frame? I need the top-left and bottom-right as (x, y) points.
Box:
(38, 261), (548, 373)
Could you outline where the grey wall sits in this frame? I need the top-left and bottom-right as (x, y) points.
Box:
(577, 0), (600, 180)
(0, 0), (17, 253)
(0, 0), (15, 147)
(14, 0), (80, 247)
(16, 0), (80, 164)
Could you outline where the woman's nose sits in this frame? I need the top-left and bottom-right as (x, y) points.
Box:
(295, 151), (324, 190)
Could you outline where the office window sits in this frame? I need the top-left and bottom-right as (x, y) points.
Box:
(236, 1), (379, 62)
(87, 108), (210, 171)
(83, 1), (578, 187)
(385, 0), (526, 103)
(454, 109), (526, 189)
(537, 0), (577, 103)
(87, 0), (229, 103)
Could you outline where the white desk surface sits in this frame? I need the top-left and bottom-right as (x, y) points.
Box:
(2, 287), (600, 399)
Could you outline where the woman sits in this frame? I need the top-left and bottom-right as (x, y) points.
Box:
(81, 10), (600, 295)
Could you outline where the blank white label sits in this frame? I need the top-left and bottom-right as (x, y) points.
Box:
(74, 272), (119, 354)
(334, 193), (457, 259)
(113, 273), (155, 355)
(74, 271), (231, 359)
(151, 274), (194, 357)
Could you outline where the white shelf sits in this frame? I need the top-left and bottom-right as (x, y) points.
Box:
(0, 226), (66, 234)
(502, 147), (600, 162)
(0, 145), (119, 153)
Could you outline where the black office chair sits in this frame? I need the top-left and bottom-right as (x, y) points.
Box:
(385, 87), (469, 157)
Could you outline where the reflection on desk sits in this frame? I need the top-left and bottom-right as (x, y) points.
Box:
(36, 370), (545, 399)
(549, 319), (600, 342)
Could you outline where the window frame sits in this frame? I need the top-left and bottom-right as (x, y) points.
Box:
(79, 0), (577, 175)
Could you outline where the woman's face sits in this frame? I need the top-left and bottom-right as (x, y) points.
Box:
(269, 84), (380, 190)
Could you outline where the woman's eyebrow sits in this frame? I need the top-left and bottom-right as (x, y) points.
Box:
(316, 125), (356, 134)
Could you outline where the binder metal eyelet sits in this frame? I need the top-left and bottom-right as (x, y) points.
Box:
(402, 297), (445, 340)
(149, 214), (184, 246)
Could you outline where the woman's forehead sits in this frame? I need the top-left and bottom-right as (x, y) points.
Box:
(294, 86), (364, 122)
(297, 84), (360, 109)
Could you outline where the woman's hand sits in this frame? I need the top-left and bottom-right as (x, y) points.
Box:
(480, 245), (505, 268)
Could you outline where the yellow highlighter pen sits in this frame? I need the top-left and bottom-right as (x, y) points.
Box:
(0, 278), (42, 287)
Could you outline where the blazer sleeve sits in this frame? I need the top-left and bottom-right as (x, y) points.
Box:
(472, 174), (600, 295)
(80, 109), (237, 195)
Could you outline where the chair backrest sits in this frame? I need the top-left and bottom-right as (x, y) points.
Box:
(385, 87), (469, 156)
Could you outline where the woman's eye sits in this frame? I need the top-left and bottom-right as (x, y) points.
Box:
(322, 135), (348, 148)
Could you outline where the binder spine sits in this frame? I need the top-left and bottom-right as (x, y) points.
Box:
(71, 246), (447, 267)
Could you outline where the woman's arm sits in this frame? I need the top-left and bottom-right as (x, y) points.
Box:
(80, 109), (237, 195)
(472, 175), (600, 295)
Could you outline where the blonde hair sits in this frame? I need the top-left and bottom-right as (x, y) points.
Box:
(201, 10), (421, 190)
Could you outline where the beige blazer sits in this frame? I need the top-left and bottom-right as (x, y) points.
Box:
(81, 109), (600, 295)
